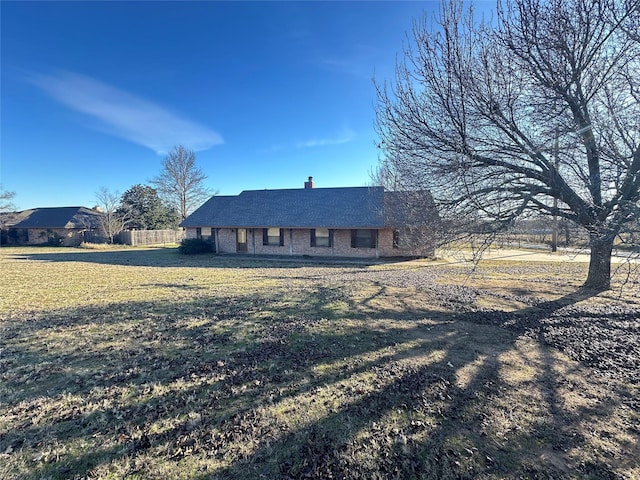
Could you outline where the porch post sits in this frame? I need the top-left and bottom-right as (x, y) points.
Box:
(289, 229), (293, 256)
(251, 229), (256, 255)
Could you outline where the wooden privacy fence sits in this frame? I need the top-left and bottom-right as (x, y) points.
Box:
(119, 229), (186, 246)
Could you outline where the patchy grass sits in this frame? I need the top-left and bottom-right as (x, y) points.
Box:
(0, 246), (638, 479)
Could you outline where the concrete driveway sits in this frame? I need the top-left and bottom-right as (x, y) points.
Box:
(440, 247), (637, 264)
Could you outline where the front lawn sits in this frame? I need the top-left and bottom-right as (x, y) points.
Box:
(0, 247), (638, 479)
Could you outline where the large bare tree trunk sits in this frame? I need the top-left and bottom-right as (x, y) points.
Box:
(584, 235), (613, 290)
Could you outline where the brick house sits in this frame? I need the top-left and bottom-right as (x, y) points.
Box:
(180, 178), (438, 258)
(3, 206), (105, 246)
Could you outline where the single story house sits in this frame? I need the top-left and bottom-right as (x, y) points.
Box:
(2, 206), (105, 246)
(180, 177), (438, 258)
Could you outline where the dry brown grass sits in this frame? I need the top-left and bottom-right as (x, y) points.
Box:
(0, 247), (638, 479)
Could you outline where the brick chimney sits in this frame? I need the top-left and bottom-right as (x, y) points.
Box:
(304, 176), (315, 189)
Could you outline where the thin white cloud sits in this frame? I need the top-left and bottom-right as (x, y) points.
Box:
(295, 129), (355, 149)
(316, 44), (382, 80)
(29, 70), (223, 154)
(265, 129), (355, 153)
(319, 57), (371, 79)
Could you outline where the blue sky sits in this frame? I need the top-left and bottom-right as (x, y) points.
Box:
(1, 1), (443, 210)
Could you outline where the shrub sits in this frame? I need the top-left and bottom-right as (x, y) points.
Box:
(46, 230), (64, 246)
(179, 238), (214, 255)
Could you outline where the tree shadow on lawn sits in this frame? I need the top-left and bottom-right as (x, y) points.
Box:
(1, 285), (637, 479)
(9, 248), (388, 269)
(209, 290), (638, 480)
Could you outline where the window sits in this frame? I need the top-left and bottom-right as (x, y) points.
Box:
(393, 229), (400, 249)
(196, 227), (202, 239)
(311, 228), (332, 247)
(351, 229), (377, 248)
(263, 228), (284, 246)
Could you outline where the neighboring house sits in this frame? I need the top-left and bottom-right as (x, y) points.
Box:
(180, 177), (438, 258)
(0, 210), (30, 246)
(2, 207), (105, 246)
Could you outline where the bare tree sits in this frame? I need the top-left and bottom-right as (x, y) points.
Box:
(0, 185), (16, 212)
(376, 0), (640, 290)
(0, 186), (17, 246)
(94, 187), (131, 244)
(150, 145), (211, 221)
(369, 159), (403, 191)
(369, 160), (441, 256)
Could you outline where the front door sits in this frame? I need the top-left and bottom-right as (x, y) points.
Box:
(236, 228), (248, 253)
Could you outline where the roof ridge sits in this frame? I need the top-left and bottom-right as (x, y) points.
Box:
(23, 206), (89, 211)
(240, 186), (382, 194)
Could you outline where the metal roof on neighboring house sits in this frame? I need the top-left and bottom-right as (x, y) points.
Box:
(10, 207), (104, 229)
(181, 186), (437, 229)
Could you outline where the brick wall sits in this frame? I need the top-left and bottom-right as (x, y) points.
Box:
(185, 227), (433, 258)
(216, 229), (237, 253)
(26, 228), (81, 246)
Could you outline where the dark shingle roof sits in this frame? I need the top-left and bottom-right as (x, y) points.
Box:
(181, 186), (436, 229)
(0, 210), (31, 227)
(181, 187), (386, 228)
(11, 207), (104, 229)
